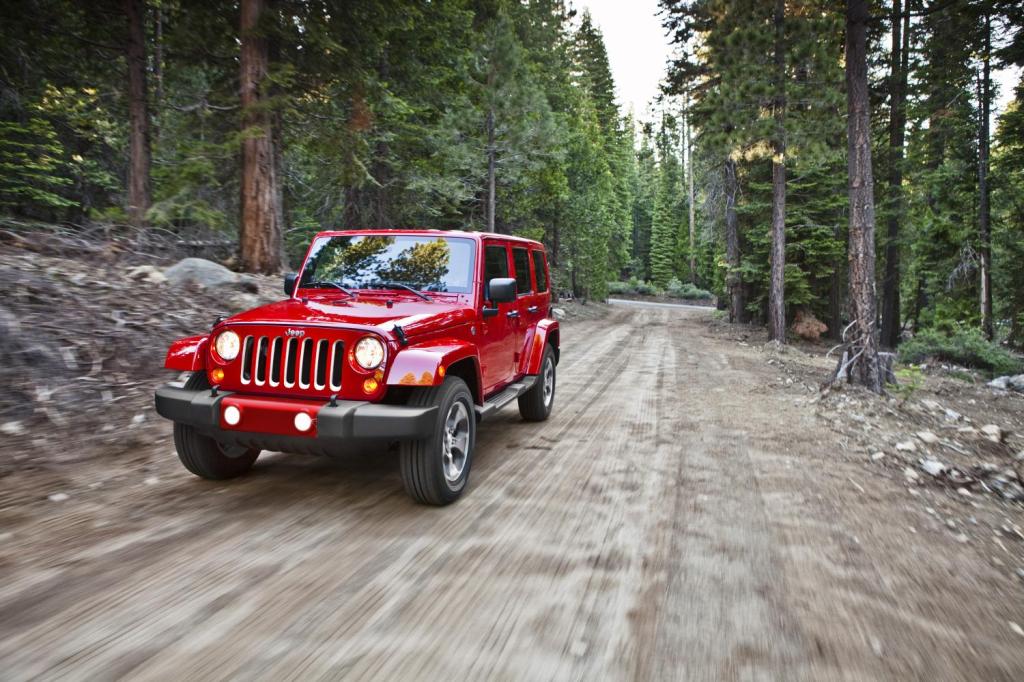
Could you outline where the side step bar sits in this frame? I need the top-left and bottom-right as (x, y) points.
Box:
(475, 375), (538, 420)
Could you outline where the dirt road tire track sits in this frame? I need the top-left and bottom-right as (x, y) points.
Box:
(1, 303), (1023, 680)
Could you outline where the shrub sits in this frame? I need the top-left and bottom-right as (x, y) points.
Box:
(898, 328), (1024, 377)
(607, 280), (632, 295)
(666, 277), (714, 300)
(634, 280), (661, 296)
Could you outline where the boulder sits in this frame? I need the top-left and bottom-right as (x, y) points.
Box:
(126, 265), (167, 285)
(791, 309), (828, 341)
(164, 258), (240, 289)
(989, 374), (1024, 392)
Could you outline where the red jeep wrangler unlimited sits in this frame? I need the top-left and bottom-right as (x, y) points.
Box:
(155, 230), (559, 505)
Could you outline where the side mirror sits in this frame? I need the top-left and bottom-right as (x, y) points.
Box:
(284, 272), (298, 297)
(488, 277), (516, 304)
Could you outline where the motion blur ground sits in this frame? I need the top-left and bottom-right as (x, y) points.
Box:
(2, 295), (1023, 679)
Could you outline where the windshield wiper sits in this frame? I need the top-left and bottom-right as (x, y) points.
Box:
(307, 280), (355, 298)
(371, 282), (432, 302)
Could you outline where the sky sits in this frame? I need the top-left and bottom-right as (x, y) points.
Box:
(575, 0), (671, 121)
(576, 1), (1020, 127)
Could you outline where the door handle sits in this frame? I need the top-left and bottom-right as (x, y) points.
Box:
(527, 305), (538, 313)
(506, 311), (519, 319)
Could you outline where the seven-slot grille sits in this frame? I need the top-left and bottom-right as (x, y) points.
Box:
(239, 333), (344, 392)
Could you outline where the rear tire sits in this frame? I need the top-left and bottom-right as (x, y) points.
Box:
(172, 372), (260, 480)
(518, 345), (556, 422)
(400, 377), (475, 506)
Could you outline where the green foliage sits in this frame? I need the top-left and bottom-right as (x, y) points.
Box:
(887, 366), (924, 403)
(666, 277), (713, 300)
(898, 328), (1024, 377)
(0, 118), (76, 211)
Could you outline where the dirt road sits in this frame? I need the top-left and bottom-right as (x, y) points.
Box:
(2, 303), (1023, 680)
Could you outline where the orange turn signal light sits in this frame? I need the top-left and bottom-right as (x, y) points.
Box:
(211, 368), (225, 383)
(363, 378), (379, 393)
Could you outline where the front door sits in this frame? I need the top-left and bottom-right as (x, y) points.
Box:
(478, 242), (517, 393)
(510, 246), (537, 369)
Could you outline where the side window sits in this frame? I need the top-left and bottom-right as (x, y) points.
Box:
(531, 250), (548, 292)
(484, 245), (509, 280)
(484, 244), (509, 300)
(512, 248), (533, 294)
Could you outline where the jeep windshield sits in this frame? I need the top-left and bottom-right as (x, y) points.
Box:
(298, 235), (476, 295)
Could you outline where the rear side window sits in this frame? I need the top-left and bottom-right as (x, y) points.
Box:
(512, 248), (533, 294)
(531, 250), (548, 292)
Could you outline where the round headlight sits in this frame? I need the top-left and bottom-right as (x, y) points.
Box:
(214, 330), (241, 361)
(354, 336), (385, 370)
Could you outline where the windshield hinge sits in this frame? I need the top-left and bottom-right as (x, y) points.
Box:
(394, 324), (408, 346)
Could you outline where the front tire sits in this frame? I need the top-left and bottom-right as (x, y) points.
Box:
(172, 372), (260, 480)
(400, 377), (475, 506)
(518, 345), (556, 422)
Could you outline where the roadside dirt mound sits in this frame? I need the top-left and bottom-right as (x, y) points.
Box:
(0, 246), (279, 485)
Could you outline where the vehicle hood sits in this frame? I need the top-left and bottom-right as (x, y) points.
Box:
(224, 296), (474, 338)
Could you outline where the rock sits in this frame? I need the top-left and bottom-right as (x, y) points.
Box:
(552, 307), (566, 319)
(871, 451), (886, 461)
(989, 375), (1024, 392)
(943, 408), (962, 422)
(921, 399), (942, 412)
(957, 487), (972, 497)
(1010, 621), (1024, 638)
(980, 424), (1004, 443)
(791, 309), (828, 341)
(916, 431), (939, 445)
(144, 476), (159, 486)
(920, 459), (946, 477)
(126, 265), (168, 285)
(48, 492), (69, 502)
(164, 258), (239, 289)
(904, 467), (920, 481)
(1, 421), (25, 436)
(896, 440), (917, 452)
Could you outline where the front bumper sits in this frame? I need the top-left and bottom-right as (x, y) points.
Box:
(154, 383), (437, 455)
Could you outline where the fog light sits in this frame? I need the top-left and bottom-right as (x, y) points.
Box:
(363, 378), (378, 393)
(211, 368), (225, 383)
(223, 405), (241, 426)
(294, 412), (313, 432)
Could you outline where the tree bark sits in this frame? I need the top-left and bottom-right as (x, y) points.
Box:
(486, 106), (496, 233)
(124, 0), (150, 227)
(839, 0), (883, 393)
(881, 0), (909, 349)
(768, 0), (787, 343)
(685, 95), (696, 283)
(978, 11), (993, 340)
(239, 0), (283, 274)
(724, 157), (743, 324)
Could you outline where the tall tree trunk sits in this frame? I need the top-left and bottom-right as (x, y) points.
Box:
(768, 0), (787, 343)
(829, 227), (842, 341)
(486, 106), (496, 233)
(124, 0), (150, 227)
(154, 5), (163, 116)
(838, 0), (882, 393)
(685, 95), (696, 283)
(978, 12), (993, 340)
(724, 157), (743, 324)
(881, 0), (909, 349)
(239, 0), (283, 274)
